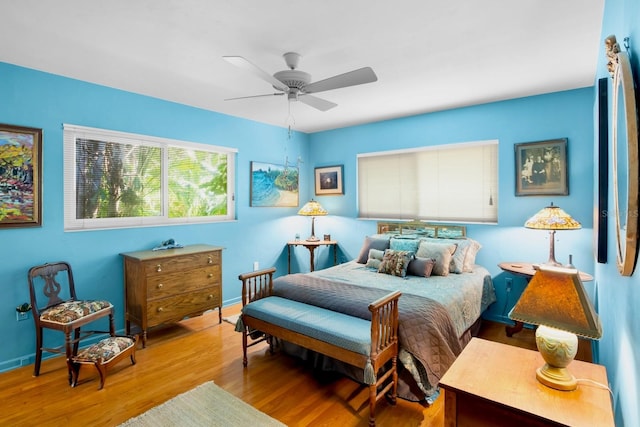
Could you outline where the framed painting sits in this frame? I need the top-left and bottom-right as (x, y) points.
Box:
(515, 138), (568, 196)
(315, 165), (344, 195)
(250, 161), (299, 207)
(0, 123), (42, 228)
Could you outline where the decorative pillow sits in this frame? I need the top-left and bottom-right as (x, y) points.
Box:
(365, 248), (385, 269)
(356, 236), (390, 264)
(419, 237), (470, 274)
(377, 249), (412, 277)
(390, 237), (420, 254)
(462, 238), (482, 272)
(415, 242), (457, 276)
(407, 257), (436, 278)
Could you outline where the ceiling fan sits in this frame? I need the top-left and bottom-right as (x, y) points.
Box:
(222, 52), (377, 111)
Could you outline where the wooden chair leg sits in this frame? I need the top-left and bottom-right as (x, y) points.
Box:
(65, 331), (75, 385)
(109, 312), (115, 336)
(242, 329), (248, 367)
(70, 363), (80, 387)
(96, 362), (107, 390)
(33, 328), (43, 377)
(368, 383), (376, 427)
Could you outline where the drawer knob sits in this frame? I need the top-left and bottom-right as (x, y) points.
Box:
(157, 307), (164, 312)
(208, 294), (213, 300)
(157, 283), (163, 289)
(207, 256), (214, 264)
(207, 273), (213, 278)
(156, 264), (162, 272)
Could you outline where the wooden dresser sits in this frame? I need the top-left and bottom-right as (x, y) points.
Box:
(121, 244), (223, 347)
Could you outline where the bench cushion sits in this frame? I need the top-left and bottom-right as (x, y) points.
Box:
(243, 297), (372, 355)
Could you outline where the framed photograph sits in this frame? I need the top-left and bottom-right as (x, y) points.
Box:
(0, 123), (42, 228)
(250, 161), (299, 207)
(315, 165), (344, 195)
(515, 138), (568, 196)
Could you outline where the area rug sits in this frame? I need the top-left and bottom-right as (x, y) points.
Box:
(222, 313), (240, 326)
(119, 381), (285, 427)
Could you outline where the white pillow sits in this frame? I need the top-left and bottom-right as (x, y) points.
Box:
(416, 242), (457, 276)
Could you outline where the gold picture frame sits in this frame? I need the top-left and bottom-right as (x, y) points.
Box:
(0, 123), (42, 228)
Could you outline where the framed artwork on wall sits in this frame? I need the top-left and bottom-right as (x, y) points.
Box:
(250, 161), (299, 207)
(515, 138), (568, 196)
(0, 123), (42, 228)
(315, 165), (344, 195)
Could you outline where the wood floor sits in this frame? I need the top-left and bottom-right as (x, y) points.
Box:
(0, 304), (587, 427)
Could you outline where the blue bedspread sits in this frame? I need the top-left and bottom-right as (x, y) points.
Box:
(309, 261), (496, 339)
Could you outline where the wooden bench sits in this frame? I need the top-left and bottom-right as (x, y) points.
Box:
(70, 335), (137, 389)
(237, 268), (400, 427)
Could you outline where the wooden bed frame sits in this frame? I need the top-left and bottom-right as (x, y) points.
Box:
(238, 267), (401, 427)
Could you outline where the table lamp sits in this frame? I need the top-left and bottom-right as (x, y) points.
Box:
(509, 264), (602, 391)
(298, 199), (327, 242)
(524, 202), (581, 266)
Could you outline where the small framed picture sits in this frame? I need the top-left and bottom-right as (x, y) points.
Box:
(315, 165), (344, 195)
(515, 138), (568, 196)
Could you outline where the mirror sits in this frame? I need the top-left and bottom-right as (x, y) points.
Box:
(612, 50), (639, 276)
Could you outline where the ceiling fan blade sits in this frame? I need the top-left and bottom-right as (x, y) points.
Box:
(223, 56), (289, 92)
(224, 93), (285, 101)
(298, 94), (338, 111)
(304, 67), (377, 94)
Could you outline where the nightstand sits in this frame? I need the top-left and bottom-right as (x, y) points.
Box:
(287, 240), (337, 273)
(439, 338), (614, 427)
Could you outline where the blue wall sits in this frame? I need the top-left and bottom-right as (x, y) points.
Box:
(594, 0), (640, 425)
(0, 62), (315, 370)
(308, 88), (596, 326)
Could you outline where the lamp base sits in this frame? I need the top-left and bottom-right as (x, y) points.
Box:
(535, 325), (579, 391)
(536, 364), (578, 391)
(306, 236), (319, 242)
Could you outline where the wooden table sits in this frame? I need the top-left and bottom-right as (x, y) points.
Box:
(498, 262), (593, 336)
(439, 338), (614, 427)
(287, 240), (338, 273)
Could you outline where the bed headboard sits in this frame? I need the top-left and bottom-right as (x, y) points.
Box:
(377, 220), (466, 239)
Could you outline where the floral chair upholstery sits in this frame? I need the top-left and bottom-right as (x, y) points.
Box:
(27, 261), (115, 384)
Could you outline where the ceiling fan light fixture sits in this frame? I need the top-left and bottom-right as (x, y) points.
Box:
(273, 70), (311, 90)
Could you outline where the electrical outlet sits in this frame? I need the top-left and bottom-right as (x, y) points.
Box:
(505, 278), (512, 292)
(253, 261), (259, 271)
(16, 311), (29, 322)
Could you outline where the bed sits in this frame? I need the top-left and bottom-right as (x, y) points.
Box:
(264, 223), (496, 403)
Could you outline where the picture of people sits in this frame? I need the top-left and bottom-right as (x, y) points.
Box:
(515, 139), (568, 196)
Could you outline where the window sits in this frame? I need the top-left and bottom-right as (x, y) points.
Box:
(64, 124), (236, 231)
(357, 140), (498, 223)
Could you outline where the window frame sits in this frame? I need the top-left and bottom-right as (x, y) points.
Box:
(357, 140), (499, 224)
(63, 124), (236, 231)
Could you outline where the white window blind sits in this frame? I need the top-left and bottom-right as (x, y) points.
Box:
(358, 140), (498, 223)
(64, 124), (236, 231)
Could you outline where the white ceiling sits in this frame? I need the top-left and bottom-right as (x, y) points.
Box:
(0, 1), (605, 133)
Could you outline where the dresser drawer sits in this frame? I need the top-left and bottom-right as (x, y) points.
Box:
(142, 250), (220, 276)
(147, 265), (220, 299)
(147, 287), (221, 327)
